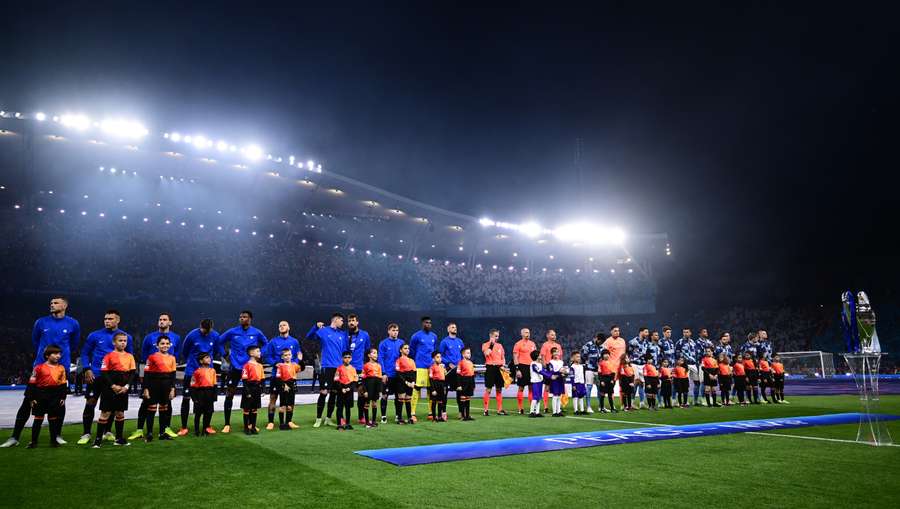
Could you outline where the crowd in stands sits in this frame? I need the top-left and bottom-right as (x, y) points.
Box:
(0, 213), (652, 311)
(415, 261), (654, 306)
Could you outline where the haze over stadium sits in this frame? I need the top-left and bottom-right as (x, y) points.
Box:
(1, 3), (898, 508)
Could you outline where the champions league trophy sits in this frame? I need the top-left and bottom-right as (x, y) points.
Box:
(841, 291), (892, 446)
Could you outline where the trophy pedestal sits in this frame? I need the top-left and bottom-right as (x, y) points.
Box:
(843, 353), (893, 446)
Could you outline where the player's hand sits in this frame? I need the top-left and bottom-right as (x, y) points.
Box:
(169, 388), (176, 400)
(316, 321), (324, 329)
(142, 389), (150, 399)
(457, 386), (462, 392)
(30, 399), (36, 408)
(83, 370), (94, 384)
(516, 371), (522, 379)
(59, 399), (65, 407)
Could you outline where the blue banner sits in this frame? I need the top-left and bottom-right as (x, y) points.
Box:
(356, 413), (900, 466)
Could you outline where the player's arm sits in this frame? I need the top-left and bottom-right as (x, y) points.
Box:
(31, 319), (42, 356)
(70, 321), (81, 363)
(408, 334), (418, 360)
(305, 324), (322, 341)
(81, 334), (96, 382)
(141, 335), (152, 364)
(258, 330), (268, 349)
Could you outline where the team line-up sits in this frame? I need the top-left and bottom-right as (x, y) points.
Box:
(1, 296), (788, 449)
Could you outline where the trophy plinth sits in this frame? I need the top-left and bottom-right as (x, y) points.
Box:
(842, 353), (892, 446)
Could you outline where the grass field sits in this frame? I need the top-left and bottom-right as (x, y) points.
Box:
(3, 395), (900, 508)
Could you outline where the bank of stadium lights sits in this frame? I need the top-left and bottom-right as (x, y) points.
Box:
(100, 119), (149, 139)
(34, 112), (46, 121)
(58, 113), (91, 131)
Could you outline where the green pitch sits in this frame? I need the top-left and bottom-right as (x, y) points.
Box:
(4, 396), (900, 508)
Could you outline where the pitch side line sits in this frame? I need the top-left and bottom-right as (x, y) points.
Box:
(746, 431), (900, 447)
(567, 414), (899, 448)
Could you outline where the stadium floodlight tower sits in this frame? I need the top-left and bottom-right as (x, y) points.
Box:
(841, 290), (892, 446)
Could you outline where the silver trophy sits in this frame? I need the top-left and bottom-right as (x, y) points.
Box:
(841, 290), (891, 445)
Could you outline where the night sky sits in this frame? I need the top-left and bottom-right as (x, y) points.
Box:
(3, 2), (898, 309)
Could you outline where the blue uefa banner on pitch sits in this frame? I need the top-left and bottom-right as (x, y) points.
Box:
(356, 413), (900, 466)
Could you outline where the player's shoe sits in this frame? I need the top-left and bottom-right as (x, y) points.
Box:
(128, 429), (144, 440)
(203, 426), (216, 435)
(103, 431), (115, 442)
(358, 418), (366, 425)
(781, 399), (790, 404)
(279, 424), (290, 430)
(366, 423), (374, 429)
(380, 416), (387, 424)
(250, 427), (259, 435)
(543, 407), (550, 413)
(483, 410), (489, 416)
(345, 424), (354, 430)
(91, 437), (103, 448)
(586, 407), (594, 414)
(0, 438), (19, 448)
(426, 415), (433, 421)
(177, 428), (190, 436)
(410, 415), (418, 423)
(113, 438), (130, 446)
(336, 425), (345, 431)
(221, 425), (231, 434)
(288, 422), (300, 429)
(77, 434), (92, 445)
(158, 433), (173, 441)
(26, 442), (37, 449)
(497, 410), (508, 416)
(324, 418), (334, 427)
(313, 418), (322, 428)
(163, 427), (178, 438)
(266, 422), (275, 430)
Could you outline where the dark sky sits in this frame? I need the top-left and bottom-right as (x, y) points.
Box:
(3, 2), (898, 308)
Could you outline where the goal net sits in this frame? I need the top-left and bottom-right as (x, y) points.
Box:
(777, 351), (836, 378)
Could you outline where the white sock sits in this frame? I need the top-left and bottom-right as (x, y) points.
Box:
(529, 399), (537, 413)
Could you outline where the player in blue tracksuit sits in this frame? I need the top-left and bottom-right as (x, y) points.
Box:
(757, 330), (773, 361)
(76, 309), (134, 444)
(177, 319), (222, 434)
(660, 326), (676, 366)
(697, 328), (715, 360)
(306, 313), (349, 427)
(439, 322), (465, 417)
(377, 323), (404, 423)
(408, 317), (438, 419)
(675, 329), (702, 405)
(628, 328), (650, 408)
(647, 331), (662, 366)
(345, 314), (370, 423)
(132, 312), (182, 440)
(263, 320), (302, 429)
(2, 296), (81, 448)
(580, 334), (603, 412)
(218, 311), (267, 432)
(714, 333), (734, 360)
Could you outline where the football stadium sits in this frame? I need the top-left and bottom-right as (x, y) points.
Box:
(1, 4), (898, 509)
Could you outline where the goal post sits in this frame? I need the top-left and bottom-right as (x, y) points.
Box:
(777, 351), (835, 378)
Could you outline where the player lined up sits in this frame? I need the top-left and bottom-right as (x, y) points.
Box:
(2, 298), (788, 447)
